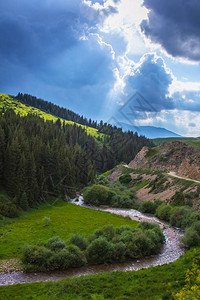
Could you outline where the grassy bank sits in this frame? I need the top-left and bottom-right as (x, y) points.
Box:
(0, 202), (137, 260)
(0, 247), (199, 299)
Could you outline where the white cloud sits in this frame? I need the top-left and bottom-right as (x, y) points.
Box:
(169, 79), (200, 95)
(99, 0), (149, 56)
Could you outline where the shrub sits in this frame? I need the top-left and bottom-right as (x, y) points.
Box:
(47, 246), (87, 270)
(156, 204), (172, 222)
(181, 221), (200, 248)
(170, 206), (199, 229)
(22, 245), (52, 267)
(45, 236), (66, 252)
(87, 237), (114, 264)
(70, 234), (88, 250)
(0, 195), (18, 218)
(116, 196), (135, 208)
(101, 225), (116, 241)
(139, 201), (156, 214)
(119, 174), (132, 184)
(119, 230), (135, 244)
(146, 229), (162, 253)
(113, 242), (126, 262)
(139, 199), (163, 214)
(67, 245), (87, 267)
(47, 249), (71, 270)
(151, 226), (165, 244)
(154, 198), (163, 209)
(191, 221), (200, 235)
(186, 211), (200, 227)
(138, 222), (159, 231)
(126, 224), (165, 259)
(116, 225), (132, 235)
(83, 184), (110, 206)
(43, 217), (51, 226)
(181, 228), (200, 248)
(96, 175), (109, 185)
(126, 231), (152, 258)
(172, 191), (185, 206)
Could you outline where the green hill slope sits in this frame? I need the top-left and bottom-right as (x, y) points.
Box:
(0, 93), (104, 140)
(153, 137), (200, 150)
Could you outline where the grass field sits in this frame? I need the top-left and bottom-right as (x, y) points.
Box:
(153, 137), (199, 146)
(0, 93), (104, 140)
(0, 247), (199, 299)
(0, 201), (137, 260)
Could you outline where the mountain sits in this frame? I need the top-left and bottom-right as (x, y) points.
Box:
(114, 122), (182, 139)
(129, 141), (200, 180)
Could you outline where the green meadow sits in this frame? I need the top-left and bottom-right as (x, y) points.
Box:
(153, 136), (200, 147)
(0, 201), (137, 260)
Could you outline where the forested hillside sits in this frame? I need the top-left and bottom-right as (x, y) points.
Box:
(0, 94), (153, 217)
(16, 92), (98, 128)
(0, 110), (97, 216)
(15, 93), (154, 164)
(0, 93), (102, 139)
(1, 93), (153, 169)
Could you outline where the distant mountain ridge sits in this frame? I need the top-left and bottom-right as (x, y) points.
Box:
(114, 123), (182, 139)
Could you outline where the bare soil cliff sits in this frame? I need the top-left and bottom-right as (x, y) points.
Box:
(128, 141), (200, 180)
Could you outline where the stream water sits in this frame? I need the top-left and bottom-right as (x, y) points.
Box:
(0, 197), (185, 286)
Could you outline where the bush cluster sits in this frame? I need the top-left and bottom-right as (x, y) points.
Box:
(155, 204), (200, 230)
(138, 199), (200, 249)
(139, 199), (162, 214)
(154, 203), (200, 248)
(22, 223), (165, 271)
(119, 174), (132, 184)
(0, 195), (18, 218)
(83, 183), (136, 208)
(181, 221), (200, 248)
(22, 237), (86, 271)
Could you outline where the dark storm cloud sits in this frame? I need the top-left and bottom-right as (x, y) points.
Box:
(0, 0), (118, 118)
(0, 0), (116, 66)
(141, 0), (200, 61)
(124, 54), (174, 113)
(0, 11), (78, 67)
(123, 53), (200, 114)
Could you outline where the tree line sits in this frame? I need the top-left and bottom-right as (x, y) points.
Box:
(16, 93), (98, 128)
(0, 110), (96, 216)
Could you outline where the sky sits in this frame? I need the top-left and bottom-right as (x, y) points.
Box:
(0, 0), (200, 137)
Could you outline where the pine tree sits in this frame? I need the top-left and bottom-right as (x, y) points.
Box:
(4, 137), (21, 196)
(19, 192), (29, 211)
(0, 125), (5, 186)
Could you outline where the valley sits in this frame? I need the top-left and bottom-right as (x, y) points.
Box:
(0, 93), (199, 299)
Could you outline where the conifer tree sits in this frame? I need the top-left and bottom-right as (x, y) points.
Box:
(19, 192), (29, 211)
(0, 126), (5, 186)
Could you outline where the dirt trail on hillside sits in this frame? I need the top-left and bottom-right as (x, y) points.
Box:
(168, 172), (200, 183)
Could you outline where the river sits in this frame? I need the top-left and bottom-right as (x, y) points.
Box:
(0, 197), (185, 286)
